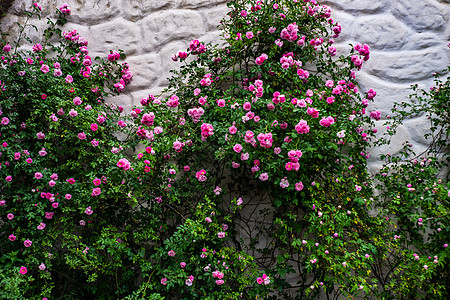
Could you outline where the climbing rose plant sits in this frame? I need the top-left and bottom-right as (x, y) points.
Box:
(0, 1), (448, 299)
(373, 64), (450, 299)
(0, 4), (137, 299)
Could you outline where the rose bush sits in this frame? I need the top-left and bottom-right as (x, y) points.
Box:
(0, 3), (260, 299)
(124, 0), (388, 298)
(0, 4), (138, 299)
(0, 1), (448, 299)
(373, 65), (450, 299)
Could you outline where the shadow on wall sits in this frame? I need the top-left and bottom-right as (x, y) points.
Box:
(0, 0), (15, 19)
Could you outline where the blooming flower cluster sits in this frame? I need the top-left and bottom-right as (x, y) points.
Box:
(187, 107), (205, 123)
(280, 22), (298, 42)
(200, 123), (214, 141)
(189, 39), (206, 54)
(2, 1), (448, 299)
(117, 158), (131, 171)
(196, 169), (207, 182)
(256, 273), (270, 285)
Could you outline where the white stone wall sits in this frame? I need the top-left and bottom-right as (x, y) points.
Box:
(2, 0), (449, 171)
(320, 0), (450, 171)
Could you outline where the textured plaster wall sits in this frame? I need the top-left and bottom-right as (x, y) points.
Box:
(1, 0), (450, 172)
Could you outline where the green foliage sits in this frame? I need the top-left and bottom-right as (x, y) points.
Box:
(0, 1), (448, 299)
(373, 66), (450, 299)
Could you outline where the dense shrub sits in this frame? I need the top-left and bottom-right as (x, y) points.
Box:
(373, 65), (450, 299)
(0, 4), (138, 299)
(0, 1), (448, 299)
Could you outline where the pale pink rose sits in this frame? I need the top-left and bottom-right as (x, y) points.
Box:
(40, 64), (50, 73)
(78, 132), (86, 140)
(73, 97), (82, 105)
(259, 172), (269, 181)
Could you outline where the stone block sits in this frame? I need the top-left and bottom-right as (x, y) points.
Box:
(9, 0), (47, 16)
(123, 53), (161, 92)
(0, 13), (92, 53)
(200, 3), (229, 31)
(352, 15), (411, 51)
(332, 42), (354, 57)
(121, 0), (180, 22)
(321, 0), (389, 13)
(363, 49), (448, 82)
(355, 72), (413, 116)
(369, 123), (412, 159)
(179, 0), (229, 9)
(404, 116), (433, 146)
(7, 0), (120, 24)
(61, 0), (121, 26)
(89, 18), (140, 55)
(404, 32), (443, 50)
(157, 40), (191, 87)
(199, 30), (227, 48)
(367, 161), (384, 177)
(106, 93), (133, 114)
(3, 16), (60, 47)
(139, 10), (207, 52)
(328, 9), (355, 42)
(392, 0), (448, 32)
(1, 14), (27, 42)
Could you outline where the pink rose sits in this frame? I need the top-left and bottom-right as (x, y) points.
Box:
(295, 120), (310, 134)
(3, 44), (11, 52)
(297, 69), (309, 80)
(85, 206), (93, 215)
(73, 97), (82, 105)
(91, 187), (101, 196)
(259, 173), (269, 181)
(216, 99), (225, 107)
(40, 64), (49, 73)
(370, 110), (381, 121)
(233, 144), (243, 153)
(1, 117), (10, 125)
(216, 279), (224, 285)
(319, 116), (335, 127)
(295, 182), (304, 191)
(78, 132), (86, 140)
